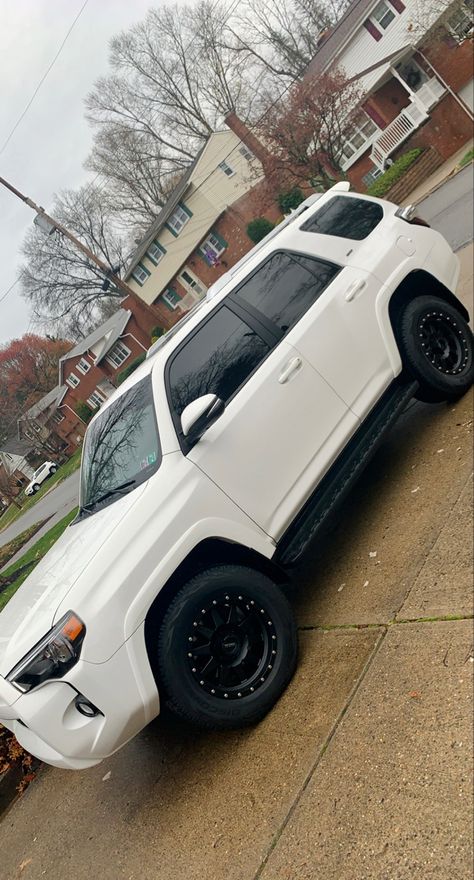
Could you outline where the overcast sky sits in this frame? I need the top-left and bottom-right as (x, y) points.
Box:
(0, 0), (156, 346)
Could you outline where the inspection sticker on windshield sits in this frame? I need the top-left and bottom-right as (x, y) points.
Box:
(140, 451), (157, 470)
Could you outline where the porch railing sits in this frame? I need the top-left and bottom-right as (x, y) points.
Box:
(416, 77), (446, 111)
(371, 103), (429, 169)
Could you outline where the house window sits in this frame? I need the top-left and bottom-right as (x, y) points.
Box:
(76, 357), (91, 375)
(146, 240), (166, 266)
(341, 112), (379, 162)
(53, 411), (66, 424)
(161, 288), (181, 310)
(166, 204), (191, 236)
(179, 269), (207, 298)
(132, 262), (151, 286)
(362, 165), (384, 188)
(67, 372), (80, 388)
(371, 1), (396, 30)
(218, 160), (235, 177)
(87, 388), (108, 409)
(448, 0), (474, 40)
(198, 230), (227, 266)
(239, 145), (255, 161)
(106, 340), (132, 369)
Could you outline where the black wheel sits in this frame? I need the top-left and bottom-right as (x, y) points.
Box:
(399, 296), (474, 402)
(32, 484), (39, 494)
(157, 565), (297, 729)
(50, 466), (58, 474)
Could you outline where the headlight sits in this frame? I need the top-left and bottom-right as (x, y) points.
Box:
(7, 612), (86, 693)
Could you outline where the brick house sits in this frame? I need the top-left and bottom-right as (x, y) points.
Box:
(17, 309), (156, 456)
(300, 0), (473, 191)
(125, 128), (281, 320)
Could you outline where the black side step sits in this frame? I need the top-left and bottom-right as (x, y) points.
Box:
(275, 380), (418, 567)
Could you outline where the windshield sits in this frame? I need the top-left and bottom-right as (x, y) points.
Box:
(80, 376), (161, 511)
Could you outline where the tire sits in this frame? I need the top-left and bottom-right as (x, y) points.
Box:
(50, 466), (58, 474)
(398, 296), (474, 402)
(32, 484), (40, 494)
(156, 565), (298, 730)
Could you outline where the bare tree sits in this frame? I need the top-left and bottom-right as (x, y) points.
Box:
(407, 0), (473, 45)
(223, 0), (351, 82)
(85, 0), (272, 228)
(256, 69), (362, 190)
(20, 185), (126, 337)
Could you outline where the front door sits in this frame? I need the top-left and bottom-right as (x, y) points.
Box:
(166, 304), (357, 539)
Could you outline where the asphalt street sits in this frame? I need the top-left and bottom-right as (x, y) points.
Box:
(418, 163), (474, 251)
(0, 471), (80, 550)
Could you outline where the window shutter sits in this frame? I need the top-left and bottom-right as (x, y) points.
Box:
(364, 103), (386, 130)
(387, 0), (405, 12)
(364, 19), (382, 40)
(212, 230), (228, 249)
(180, 203), (193, 218)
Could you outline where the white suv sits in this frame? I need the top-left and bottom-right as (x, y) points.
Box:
(24, 460), (58, 496)
(0, 185), (472, 770)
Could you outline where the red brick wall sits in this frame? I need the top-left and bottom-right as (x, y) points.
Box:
(365, 79), (411, 128)
(54, 407), (86, 453)
(420, 33), (473, 94)
(407, 94), (473, 159)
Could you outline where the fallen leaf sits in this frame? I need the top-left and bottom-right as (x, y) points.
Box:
(411, 486), (420, 494)
(369, 551), (377, 558)
(436, 449), (444, 454)
(409, 691), (421, 699)
(19, 859), (32, 872)
(363, 580), (369, 587)
(337, 583), (345, 593)
(102, 771), (111, 781)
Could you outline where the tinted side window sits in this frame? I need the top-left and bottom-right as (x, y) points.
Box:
(169, 307), (270, 419)
(233, 252), (340, 333)
(300, 196), (383, 240)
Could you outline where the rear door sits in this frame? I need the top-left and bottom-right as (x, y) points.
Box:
(166, 303), (357, 539)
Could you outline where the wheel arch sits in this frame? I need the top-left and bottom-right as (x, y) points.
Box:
(143, 538), (288, 675)
(388, 270), (469, 339)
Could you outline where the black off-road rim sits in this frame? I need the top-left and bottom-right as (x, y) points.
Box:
(186, 593), (277, 700)
(418, 310), (469, 375)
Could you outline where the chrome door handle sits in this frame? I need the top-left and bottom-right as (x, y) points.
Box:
(345, 279), (366, 302)
(278, 357), (302, 384)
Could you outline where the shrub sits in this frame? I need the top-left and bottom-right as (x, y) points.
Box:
(459, 148), (474, 168)
(75, 401), (94, 423)
(151, 325), (164, 343)
(116, 353), (146, 385)
(247, 217), (275, 243)
(367, 148), (424, 198)
(278, 188), (305, 214)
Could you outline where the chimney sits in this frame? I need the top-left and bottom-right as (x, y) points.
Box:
(225, 111), (272, 171)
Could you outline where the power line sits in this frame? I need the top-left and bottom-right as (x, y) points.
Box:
(0, 0), (91, 156)
(0, 276), (21, 305)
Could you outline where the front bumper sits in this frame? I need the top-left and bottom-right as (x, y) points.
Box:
(0, 625), (160, 770)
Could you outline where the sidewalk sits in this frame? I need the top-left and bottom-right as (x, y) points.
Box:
(403, 139), (473, 206)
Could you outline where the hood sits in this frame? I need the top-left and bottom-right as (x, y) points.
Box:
(0, 486), (146, 676)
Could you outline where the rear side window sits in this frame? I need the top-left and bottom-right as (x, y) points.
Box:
(232, 252), (340, 334)
(300, 196), (383, 240)
(168, 307), (270, 418)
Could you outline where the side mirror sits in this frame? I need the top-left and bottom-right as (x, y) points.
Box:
(181, 394), (225, 444)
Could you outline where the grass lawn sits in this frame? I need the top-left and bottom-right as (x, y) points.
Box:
(459, 148), (474, 168)
(0, 508), (78, 612)
(0, 520), (49, 571)
(0, 449), (81, 534)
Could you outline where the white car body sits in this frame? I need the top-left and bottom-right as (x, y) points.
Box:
(0, 185), (465, 770)
(24, 461), (58, 496)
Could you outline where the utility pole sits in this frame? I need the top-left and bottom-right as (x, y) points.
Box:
(0, 174), (157, 313)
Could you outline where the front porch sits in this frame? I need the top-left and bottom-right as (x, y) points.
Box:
(370, 62), (447, 169)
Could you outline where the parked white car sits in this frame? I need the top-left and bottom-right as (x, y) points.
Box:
(24, 461), (58, 496)
(0, 184), (472, 770)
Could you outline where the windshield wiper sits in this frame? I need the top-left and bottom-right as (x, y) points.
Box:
(87, 479), (138, 509)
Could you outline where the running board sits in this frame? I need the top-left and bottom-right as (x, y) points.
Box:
(276, 380), (419, 567)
